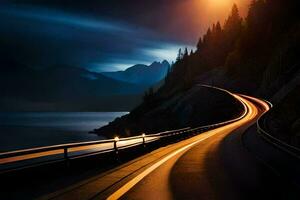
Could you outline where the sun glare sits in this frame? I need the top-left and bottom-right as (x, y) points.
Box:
(209, 0), (230, 7)
(193, 0), (248, 25)
(206, 0), (236, 11)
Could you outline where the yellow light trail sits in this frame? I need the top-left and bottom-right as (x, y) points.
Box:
(106, 94), (267, 200)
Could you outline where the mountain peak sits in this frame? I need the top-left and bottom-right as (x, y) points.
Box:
(102, 60), (170, 85)
(149, 60), (170, 68)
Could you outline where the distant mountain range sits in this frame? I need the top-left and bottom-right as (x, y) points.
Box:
(102, 60), (170, 85)
(0, 59), (170, 111)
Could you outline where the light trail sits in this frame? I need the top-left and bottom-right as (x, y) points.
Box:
(0, 89), (271, 200)
(106, 94), (268, 200)
(240, 94), (271, 112)
(0, 92), (260, 165)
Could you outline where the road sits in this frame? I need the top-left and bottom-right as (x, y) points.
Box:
(34, 93), (287, 200)
(107, 95), (276, 200)
(4, 91), (297, 200)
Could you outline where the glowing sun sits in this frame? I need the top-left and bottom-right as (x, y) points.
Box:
(209, 0), (231, 7)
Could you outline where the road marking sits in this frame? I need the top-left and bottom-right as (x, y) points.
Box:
(106, 131), (220, 200)
(106, 94), (256, 200)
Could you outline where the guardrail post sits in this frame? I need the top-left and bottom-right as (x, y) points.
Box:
(142, 133), (146, 148)
(114, 137), (119, 162)
(64, 148), (70, 167)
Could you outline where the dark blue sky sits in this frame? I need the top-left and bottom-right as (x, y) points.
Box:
(0, 0), (249, 72)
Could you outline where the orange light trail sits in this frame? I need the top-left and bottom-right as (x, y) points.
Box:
(106, 94), (268, 200)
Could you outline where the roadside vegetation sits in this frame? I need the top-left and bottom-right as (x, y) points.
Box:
(95, 0), (300, 144)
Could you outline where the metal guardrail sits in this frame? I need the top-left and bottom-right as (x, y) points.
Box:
(0, 85), (249, 173)
(0, 109), (247, 172)
(0, 127), (189, 163)
(257, 101), (300, 159)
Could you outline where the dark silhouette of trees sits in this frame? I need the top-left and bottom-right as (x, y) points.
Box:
(176, 48), (183, 62)
(196, 37), (203, 51)
(155, 0), (299, 101)
(96, 0), (300, 150)
(190, 49), (194, 55)
(143, 87), (154, 103)
(183, 47), (189, 58)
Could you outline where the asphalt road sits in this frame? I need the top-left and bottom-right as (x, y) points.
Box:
(4, 91), (298, 200)
(107, 95), (288, 200)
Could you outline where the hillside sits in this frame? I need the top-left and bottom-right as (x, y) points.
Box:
(93, 86), (243, 137)
(94, 0), (300, 139)
(264, 85), (300, 147)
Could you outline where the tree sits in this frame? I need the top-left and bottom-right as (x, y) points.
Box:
(215, 21), (222, 33)
(176, 48), (183, 61)
(183, 47), (189, 58)
(197, 37), (203, 51)
(203, 27), (212, 45)
(224, 4), (242, 36)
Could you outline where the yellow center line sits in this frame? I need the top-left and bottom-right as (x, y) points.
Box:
(106, 94), (261, 200)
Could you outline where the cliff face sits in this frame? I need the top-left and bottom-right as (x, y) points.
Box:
(93, 86), (243, 138)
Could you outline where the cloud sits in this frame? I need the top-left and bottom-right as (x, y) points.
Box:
(0, 5), (131, 33)
(0, 5), (188, 72)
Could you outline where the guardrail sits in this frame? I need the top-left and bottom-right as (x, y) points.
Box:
(257, 101), (300, 159)
(0, 108), (247, 173)
(0, 85), (248, 173)
(0, 127), (190, 168)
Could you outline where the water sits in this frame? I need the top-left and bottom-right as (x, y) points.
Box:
(0, 112), (128, 152)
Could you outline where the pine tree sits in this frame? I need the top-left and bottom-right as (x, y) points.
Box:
(184, 47), (189, 58)
(197, 37), (203, 51)
(203, 27), (212, 46)
(176, 48), (183, 61)
(215, 21), (222, 33)
(224, 4), (242, 34)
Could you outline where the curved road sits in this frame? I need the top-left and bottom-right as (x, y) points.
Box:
(2, 88), (299, 200)
(106, 95), (275, 200)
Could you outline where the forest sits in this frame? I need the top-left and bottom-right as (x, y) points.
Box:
(96, 0), (300, 147)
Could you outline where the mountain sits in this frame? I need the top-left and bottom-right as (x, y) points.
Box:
(94, 0), (300, 143)
(0, 59), (150, 111)
(101, 60), (170, 85)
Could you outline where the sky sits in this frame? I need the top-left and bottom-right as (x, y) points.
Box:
(0, 0), (250, 72)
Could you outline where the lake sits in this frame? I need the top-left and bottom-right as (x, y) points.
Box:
(0, 112), (128, 152)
